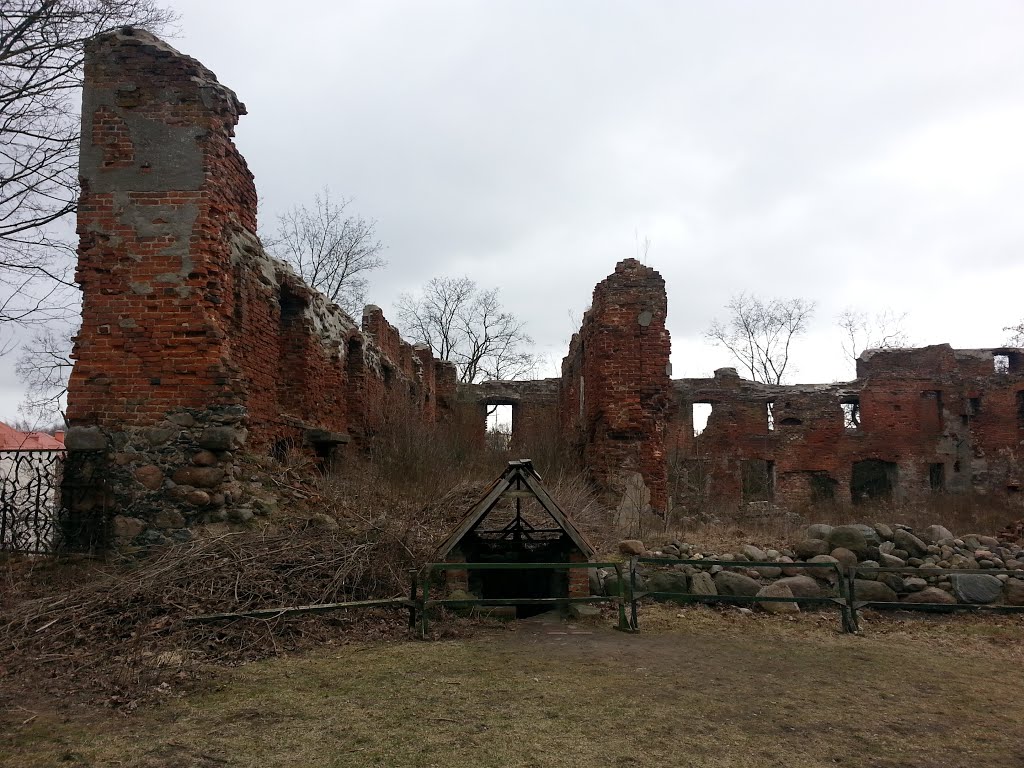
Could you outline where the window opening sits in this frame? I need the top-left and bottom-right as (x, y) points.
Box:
(809, 472), (838, 503)
(841, 400), (860, 429)
(766, 402), (775, 431)
(994, 354), (1010, 374)
(741, 459), (775, 502)
(486, 404), (513, 451)
(692, 402), (713, 436)
(851, 459), (898, 504)
(929, 463), (945, 491)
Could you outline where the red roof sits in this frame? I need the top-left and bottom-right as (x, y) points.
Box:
(0, 421), (65, 450)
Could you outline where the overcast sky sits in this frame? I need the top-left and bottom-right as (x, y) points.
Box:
(3, 1), (1024, 424)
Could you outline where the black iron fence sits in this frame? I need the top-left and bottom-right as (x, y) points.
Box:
(0, 449), (63, 555)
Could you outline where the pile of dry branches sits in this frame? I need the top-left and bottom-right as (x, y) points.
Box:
(0, 522), (418, 711)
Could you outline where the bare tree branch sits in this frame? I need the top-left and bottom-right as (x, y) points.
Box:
(0, 0), (177, 349)
(264, 187), (386, 317)
(15, 323), (73, 422)
(836, 307), (911, 367)
(706, 293), (816, 385)
(395, 276), (536, 384)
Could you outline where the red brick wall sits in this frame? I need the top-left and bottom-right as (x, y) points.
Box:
(63, 30), (455, 545)
(559, 259), (673, 512)
(670, 345), (1024, 509)
(68, 30), (451, 451)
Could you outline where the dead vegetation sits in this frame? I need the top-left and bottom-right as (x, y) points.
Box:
(5, 606), (1023, 768)
(0, 420), (606, 717)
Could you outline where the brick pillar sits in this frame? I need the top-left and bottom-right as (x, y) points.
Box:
(68, 28), (255, 428)
(560, 259), (673, 514)
(446, 550), (469, 593)
(567, 551), (591, 597)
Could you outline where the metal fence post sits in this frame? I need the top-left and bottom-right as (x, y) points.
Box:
(408, 569), (418, 630)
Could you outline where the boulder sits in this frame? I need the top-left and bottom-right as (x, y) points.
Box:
(1004, 579), (1024, 606)
(756, 582), (799, 614)
(894, 529), (928, 558)
(152, 509), (186, 529)
(689, 571), (717, 596)
(902, 587), (957, 606)
(741, 544), (768, 562)
(191, 450), (219, 467)
(830, 547), (858, 569)
(618, 539), (646, 556)
(778, 556), (801, 577)
(603, 573), (625, 596)
(873, 523), (894, 541)
(878, 573), (906, 593)
(185, 489), (211, 507)
(166, 412), (196, 427)
(588, 568), (603, 596)
(805, 523), (833, 541)
(950, 574), (1003, 604)
(646, 571), (690, 602)
(112, 515), (145, 542)
(773, 575), (822, 599)
(714, 571), (761, 597)
(852, 579), (898, 603)
(879, 553), (907, 568)
(903, 577), (927, 592)
(794, 538), (831, 560)
(851, 524), (882, 547)
(856, 560), (881, 579)
(828, 525), (868, 555)
(921, 525), (955, 544)
(806, 554), (841, 582)
(132, 465), (164, 491)
(171, 466), (225, 489)
(63, 426), (108, 452)
(198, 426), (246, 452)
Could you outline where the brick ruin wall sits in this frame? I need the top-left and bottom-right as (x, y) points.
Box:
(64, 31), (1024, 546)
(459, 261), (1024, 519)
(63, 30), (455, 546)
(459, 259), (674, 523)
(671, 346), (1024, 511)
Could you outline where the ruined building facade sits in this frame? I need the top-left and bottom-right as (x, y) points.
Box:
(63, 30), (454, 544)
(63, 31), (1024, 547)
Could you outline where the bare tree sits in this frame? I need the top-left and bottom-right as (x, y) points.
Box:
(266, 187), (385, 317)
(837, 307), (911, 366)
(395, 276), (536, 383)
(706, 293), (816, 384)
(0, 1), (177, 345)
(15, 325), (73, 423)
(1004, 320), (1024, 347)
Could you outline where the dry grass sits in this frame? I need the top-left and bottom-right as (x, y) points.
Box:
(4, 606), (1023, 768)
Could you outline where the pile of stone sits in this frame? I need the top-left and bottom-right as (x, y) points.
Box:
(596, 523), (1024, 612)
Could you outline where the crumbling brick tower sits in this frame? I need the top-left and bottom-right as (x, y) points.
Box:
(560, 260), (673, 522)
(69, 29), (252, 425)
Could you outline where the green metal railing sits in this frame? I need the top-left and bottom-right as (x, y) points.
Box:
(629, 556), (857, 633)
(415, 561), (635, 637)
(186, 560), (1023, 637)
(844, 565), (1024, 631)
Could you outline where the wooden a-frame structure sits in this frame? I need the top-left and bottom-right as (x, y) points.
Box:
(434, 459), (595, 560)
